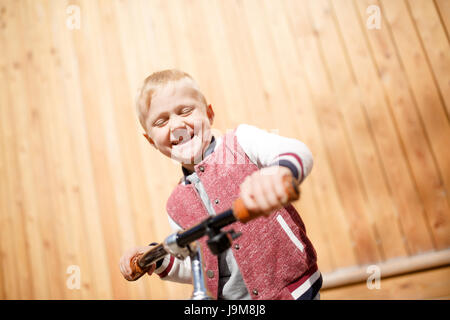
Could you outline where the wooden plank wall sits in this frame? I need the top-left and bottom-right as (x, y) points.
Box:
(0, 0), (448, 299)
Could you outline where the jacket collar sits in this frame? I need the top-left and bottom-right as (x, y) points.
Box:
(181, 136), (216, 180)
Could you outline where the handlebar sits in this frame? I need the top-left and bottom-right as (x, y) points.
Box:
(127, 174), (300, 281)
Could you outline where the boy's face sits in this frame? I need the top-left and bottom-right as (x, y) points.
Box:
(143, 78), (214, 168)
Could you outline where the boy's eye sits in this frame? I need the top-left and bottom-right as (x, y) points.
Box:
(154, 118), (168, 127)
(180, 106), (194, 115)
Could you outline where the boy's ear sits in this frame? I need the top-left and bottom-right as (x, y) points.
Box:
(206, 104), (214, 124)
(143, 133), (156, 148)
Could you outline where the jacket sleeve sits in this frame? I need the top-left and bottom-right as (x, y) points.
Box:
(154, 216), (192, 284)
(235, 124), (314, 184)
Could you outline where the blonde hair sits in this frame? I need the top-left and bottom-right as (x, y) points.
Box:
(135, 69), (206, 131)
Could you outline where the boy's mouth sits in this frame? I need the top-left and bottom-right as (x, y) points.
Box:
(171, 131), (195, 146)
(170, 132), (202, 161)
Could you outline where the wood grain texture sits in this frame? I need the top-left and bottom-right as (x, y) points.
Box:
(321, 265), (450, 300)
(0, 0), (448, 299)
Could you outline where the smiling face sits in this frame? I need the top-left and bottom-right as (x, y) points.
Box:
(143, 78), (214, 170)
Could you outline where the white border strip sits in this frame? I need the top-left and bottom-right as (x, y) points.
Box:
(275, 154), (303, 182)
(276, 215), (304, 252)
(291, 270), (321, 299)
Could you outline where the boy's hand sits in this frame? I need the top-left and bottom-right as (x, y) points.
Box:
(239, 166), (297, 217)
(119, 246), (156, 281)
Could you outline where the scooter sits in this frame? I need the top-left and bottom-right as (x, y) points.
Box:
(127, 175), (300, 300)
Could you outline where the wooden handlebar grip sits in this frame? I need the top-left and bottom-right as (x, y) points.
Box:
(233, 175), (300, 223)
(128, 252), (149, 281)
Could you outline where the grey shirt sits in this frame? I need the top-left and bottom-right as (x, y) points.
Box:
(182, 137), (251, 300)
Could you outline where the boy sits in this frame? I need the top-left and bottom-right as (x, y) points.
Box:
(119, 69), (321, 300)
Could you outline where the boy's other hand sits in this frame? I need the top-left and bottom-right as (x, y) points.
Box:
(119, 246), (156, 281)
(239, 166), (296, 217)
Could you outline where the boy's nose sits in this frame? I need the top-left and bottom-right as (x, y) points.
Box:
(168, 114), (185, 130)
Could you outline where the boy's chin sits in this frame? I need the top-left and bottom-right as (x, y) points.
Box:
(170, 153), (203, 167)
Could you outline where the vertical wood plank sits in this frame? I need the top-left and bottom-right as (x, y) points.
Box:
(303, 0), (410, 260)
(68, 0), (136, 299)
(111, 0), (164, 300)
(97, 0), (155, 299)
(435, 0), (450, 42)
(43, 0), (116, 300)
(0, 57), (9, 299)
(0, 65), (43, 300)
(0, 59), (25, 299)
(242, 0), (358, 268)
(408, 0), (450, 117)
(331, 0), (435, 254)
(35, 0), (83, 299)
(216, 0), (274, 130)
(200, 0), (252, 129)
(258, 0), (334, 272)
(287, 0), (385, 264)
(13, 0), (66, 298)
(381, 0), (450, 205)
(0, 1), (22, 299)
(355, 0), (450, 250)
(268, 0), (358, 269)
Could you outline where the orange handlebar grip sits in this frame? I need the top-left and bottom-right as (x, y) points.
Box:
(282, 174), (300, 203)
(233, 197), (252, 223)
(233, 175), (300, 223)
(128, 253), (147, 281)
